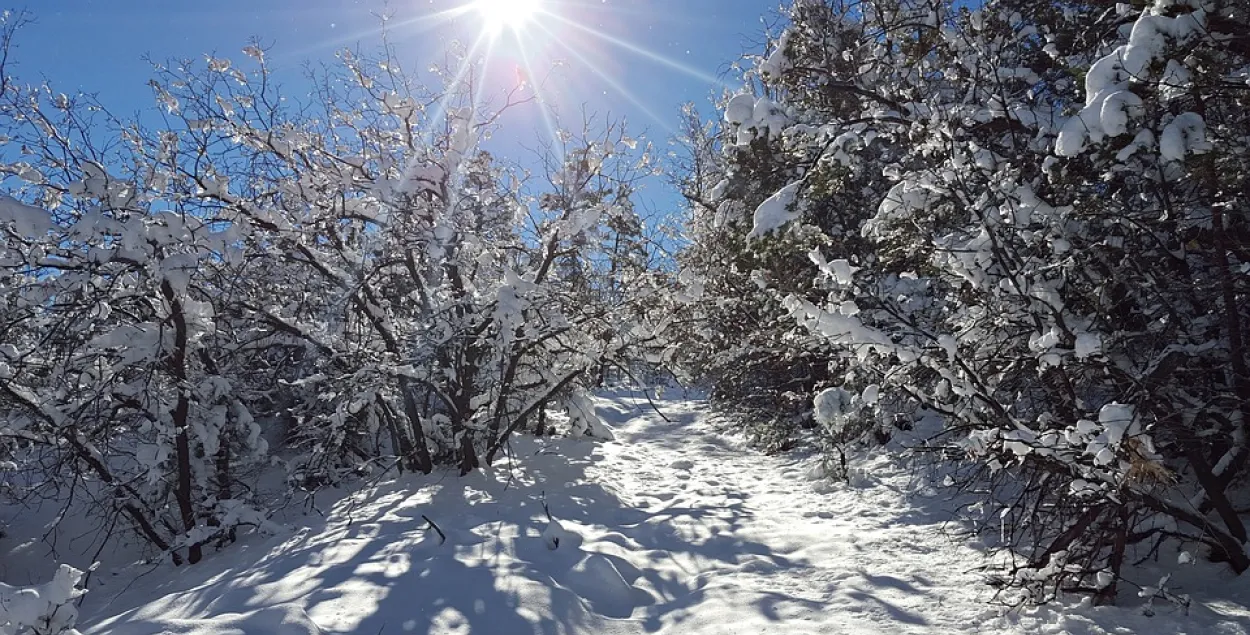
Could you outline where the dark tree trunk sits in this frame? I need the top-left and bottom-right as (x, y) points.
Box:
(162, 279), (202, 565)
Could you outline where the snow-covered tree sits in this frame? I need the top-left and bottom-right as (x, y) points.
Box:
(678, 0), (1250, 605)
(0, 27), (662, 565)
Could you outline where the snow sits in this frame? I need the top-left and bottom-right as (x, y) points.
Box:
(89, 604), (321, 635)
(1159, 112), (1209, 162)
(566, 390), (615, 440)
(723, 93), (756, 126)
(559, 552), (641, 618)
(860, 384), (880, 405)
(809, 249), (860, 286)
(723, 94), (789, 145)
(494, 269), (534, 341)
(0, 564), (88, 635)
(0, 195), (55, 237)
(1115, 129), (1156, 162)
(747, 180), (803, 239)
(1098, 402), (1137, 446)
(758, 32), (792, 79)
(542, 516), (570, 551)
(64, 391), (1250, 635)
(1075, 332), (1102, 359)
(1160, 59), (1193, 101)
(813, 386), (854, 427)
(1055, 3), (1208, 157)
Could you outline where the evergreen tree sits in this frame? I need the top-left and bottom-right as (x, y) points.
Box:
(675, 0), (1250, 603)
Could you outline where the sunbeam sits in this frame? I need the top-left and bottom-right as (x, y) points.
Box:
(515, 43), (564, 164)
(415, 29), (492, 148)
(532, 21), (672, 132)
(546, 12), (730, 89)
(471, 37), (497, 133)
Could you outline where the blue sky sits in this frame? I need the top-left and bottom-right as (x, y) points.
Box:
(14, 0), (780, 217)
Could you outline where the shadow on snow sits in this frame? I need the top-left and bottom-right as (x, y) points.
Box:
(85, 396), (807, 634)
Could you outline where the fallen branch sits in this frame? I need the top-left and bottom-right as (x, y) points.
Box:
(422, 514), (446, 544)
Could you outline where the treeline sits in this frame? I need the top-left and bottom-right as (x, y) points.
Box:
(670, 0), (1250, 606)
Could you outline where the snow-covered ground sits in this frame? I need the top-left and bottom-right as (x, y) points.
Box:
(65, 390), (1250, 634)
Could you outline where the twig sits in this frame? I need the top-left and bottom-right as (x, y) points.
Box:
(343, 456), (404, 526)
(541, 491), (555, 522)
(79, 510), (121, 596)
(616, 364), (671, 422)
(422, 515), (446, 544)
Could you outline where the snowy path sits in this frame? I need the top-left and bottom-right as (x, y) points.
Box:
(83, 391), (1249, 635)
(582, 393), (991, 634)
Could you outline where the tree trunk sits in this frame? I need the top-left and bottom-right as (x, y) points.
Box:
(162, 280), (202, 565)
(397, 378), (434, 473)
(1209, 202), (1250, 488)
(1094, 506), (1130, 606)
(376, 397), (408, 472)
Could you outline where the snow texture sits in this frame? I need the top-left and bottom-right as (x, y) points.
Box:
(813, 386), (854, 428)
(1075, 332), (1102, 359)
(72, 392), (1249, 635)
(1159, 112), (1210, 162)
(724, 94), (789, 145)
(758, 32), (792, 80)
(1099, 402), (1137, 446)
(86, 604), (321, 635)
(0, 195), (55, 237)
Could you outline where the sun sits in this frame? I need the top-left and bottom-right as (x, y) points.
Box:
(473, 0), (543, 35)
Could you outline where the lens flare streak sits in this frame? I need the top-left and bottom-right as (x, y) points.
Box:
(545, 12), (729, 88)
(531, 21), (671, 130)
(374, 0), (726, 156)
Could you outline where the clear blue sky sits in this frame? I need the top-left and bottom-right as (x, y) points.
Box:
(13, 0), (781, 217)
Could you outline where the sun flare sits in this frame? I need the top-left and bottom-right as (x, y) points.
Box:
(474, 0), (542, 35)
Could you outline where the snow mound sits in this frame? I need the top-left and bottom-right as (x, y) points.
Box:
(543, 517), (571, 550)
(558, 553), (645, 619)
(0, 564), (88, 635)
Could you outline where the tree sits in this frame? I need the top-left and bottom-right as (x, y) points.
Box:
(677, 0), (1250, 605)
(0, 25), (662, 565)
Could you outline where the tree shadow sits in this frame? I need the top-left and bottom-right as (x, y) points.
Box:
(83, 417), (813, 635)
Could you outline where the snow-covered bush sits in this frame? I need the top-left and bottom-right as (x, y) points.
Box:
(665, 97), (852, 453)
(676, 0), (1250, 606)
(0, 564), (88, 635)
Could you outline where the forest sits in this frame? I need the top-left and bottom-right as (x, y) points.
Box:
(0, 0), (1247, 633)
